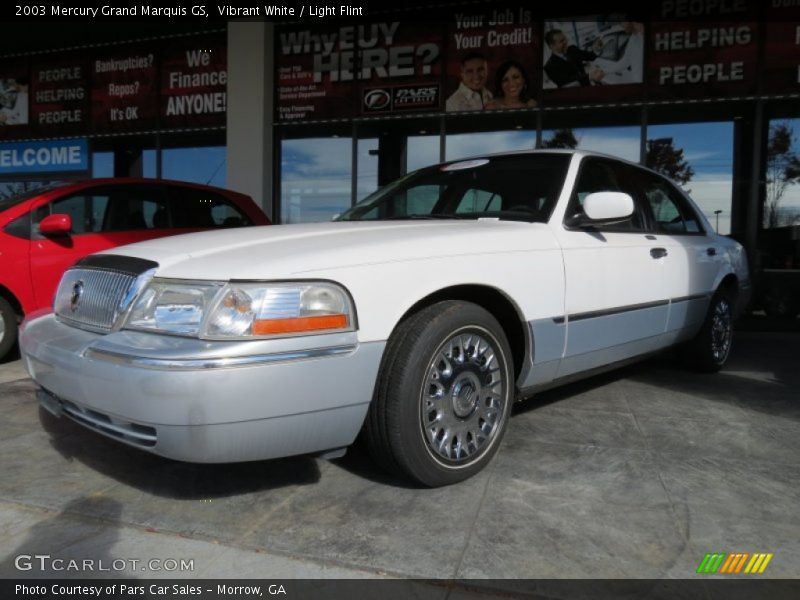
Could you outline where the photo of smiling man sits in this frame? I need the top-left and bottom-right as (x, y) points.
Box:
(445, 52), (492, 112)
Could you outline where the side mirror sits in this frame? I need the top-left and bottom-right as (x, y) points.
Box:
(39, 214), (72, 236)
(567, 192), (634, 228)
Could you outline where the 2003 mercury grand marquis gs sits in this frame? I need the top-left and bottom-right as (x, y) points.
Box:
(20, 151), (750, 487)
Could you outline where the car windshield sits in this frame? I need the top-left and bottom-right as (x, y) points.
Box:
(0, 182), (62, 212)
(336, 154), (570, 223)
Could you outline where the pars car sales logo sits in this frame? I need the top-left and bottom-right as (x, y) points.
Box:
(393, 84), (439, 110)
(363, 88), (391, 112)
(362, 85), (440, 112)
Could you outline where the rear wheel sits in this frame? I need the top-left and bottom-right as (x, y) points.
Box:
(0, 297), (19, 361)
(364, 301), (514, 487)
(681, 289), (734, 372)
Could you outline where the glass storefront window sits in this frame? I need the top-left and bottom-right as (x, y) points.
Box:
(407, 135), (441, 172)
(765, 119), (800, 230)
(445, 130), (536, 162)
(647, 122), (733, 235)
(281, 137), (352, 223)
(143, 149), (157, 179)
(356, 138), (378, 201)
(541, 126), (640, 162)
(162, 146), (226, 187)
(92, 152), (114, 178)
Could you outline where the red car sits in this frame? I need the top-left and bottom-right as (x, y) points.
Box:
(0, 178), (269, 360)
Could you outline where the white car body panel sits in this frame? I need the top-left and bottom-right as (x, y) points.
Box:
(112, 219), (566, 343)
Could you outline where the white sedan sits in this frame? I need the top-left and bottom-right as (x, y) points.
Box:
(20, 151), (750, 487)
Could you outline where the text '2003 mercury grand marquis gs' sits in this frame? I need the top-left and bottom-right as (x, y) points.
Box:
(20, 151), (750, 487)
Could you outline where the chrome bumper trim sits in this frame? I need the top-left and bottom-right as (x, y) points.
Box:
(83, 344), (358, 370)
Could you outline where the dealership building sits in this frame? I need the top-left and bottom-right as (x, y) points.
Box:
(1, 3), (800, 315)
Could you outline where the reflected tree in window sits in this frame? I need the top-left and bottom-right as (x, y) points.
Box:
(541, 129), (578, 149)
(645, 138), (694, 187)
(765, 122), (800, 228)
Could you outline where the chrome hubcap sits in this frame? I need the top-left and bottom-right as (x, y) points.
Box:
(421, 331), (506, 464)
(0, 309), (5, 342)
(711, 299), (732, 363)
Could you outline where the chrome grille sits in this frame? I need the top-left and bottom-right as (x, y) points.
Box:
(55, 268), (138, 332)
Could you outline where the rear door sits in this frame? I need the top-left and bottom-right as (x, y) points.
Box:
(635, 169), (721, 342)
(553, 158), (669, 378)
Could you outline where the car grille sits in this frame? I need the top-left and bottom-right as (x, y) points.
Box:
(54, 255), (158, 333)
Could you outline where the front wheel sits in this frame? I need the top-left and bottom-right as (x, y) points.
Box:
(680, 289), (734, 372)
(364, 301), (514, 487)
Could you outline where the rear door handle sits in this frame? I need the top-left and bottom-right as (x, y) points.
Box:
(650, 247), (668, 259)
(707, 247), (717, 256)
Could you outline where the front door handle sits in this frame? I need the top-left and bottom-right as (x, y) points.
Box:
(650, 247), (668, 259)
(707, 247), (717, 256)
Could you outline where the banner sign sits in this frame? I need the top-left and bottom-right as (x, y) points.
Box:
(277, 22), (444, 120)
(161, 39), (227, 128)
(762, 6), (800, 93)
(0, 64), (32, 137)
(30, 54), (89, 137)
(445, 8), (538, 112)
(0, 138), (88, 175)
(1, 34), (227, 141)
(647, 0), (759, 99)
(542, 18), (645, 104)
(91, 47), (159, 130)
(359, 21), (442, 115)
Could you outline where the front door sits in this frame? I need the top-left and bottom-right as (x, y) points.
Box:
(553, 158), (670, 378)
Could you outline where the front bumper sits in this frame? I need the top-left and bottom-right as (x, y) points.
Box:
(20, 314), (385, 463)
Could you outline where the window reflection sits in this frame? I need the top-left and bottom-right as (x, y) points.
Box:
(357, 138), (378, 201)
(445, 130), (535, 162)
(407, 135), (440, 172)
(281, 138), (352, 223)
(647, 122), (733, 235)
(541, 126), (640, 162)
(162, 146), (226, 187)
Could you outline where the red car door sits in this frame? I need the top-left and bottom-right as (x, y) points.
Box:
(29, 184), (172, 310)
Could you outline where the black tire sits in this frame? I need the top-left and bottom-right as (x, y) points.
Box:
(680, 289), (734, 373)
(0, 296), (19, 361)
(364, 300), (514, 487)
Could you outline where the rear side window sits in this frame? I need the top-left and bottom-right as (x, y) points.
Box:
(169, 187), (252, 228)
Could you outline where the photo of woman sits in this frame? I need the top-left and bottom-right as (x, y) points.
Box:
(485, 61), (537, 110)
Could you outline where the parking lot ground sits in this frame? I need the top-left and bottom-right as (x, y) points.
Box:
(0, 331), (798, 584)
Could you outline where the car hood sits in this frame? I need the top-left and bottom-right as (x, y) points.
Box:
(107, 220), (557, 280)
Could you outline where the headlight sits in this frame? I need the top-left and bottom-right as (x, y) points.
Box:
(124, 279), (354, 339)
(125, 280), (224, 336)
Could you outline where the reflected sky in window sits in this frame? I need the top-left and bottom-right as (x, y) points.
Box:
(282, 138), (352, 223)
(163, 147), (226, 187)
(648, 122), (733, 234)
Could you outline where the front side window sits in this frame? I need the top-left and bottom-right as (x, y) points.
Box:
(637, 171), (703, 234)
(337, 154), (570, 223)
(567, 159), (645, 231)
(101, 186), (169, 231)
(34, 192), (109, 234)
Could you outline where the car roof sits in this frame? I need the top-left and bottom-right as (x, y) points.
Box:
(444, 149), (677, 182)
(67, 177), (240, 194)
